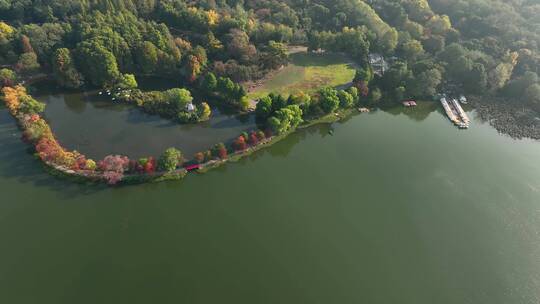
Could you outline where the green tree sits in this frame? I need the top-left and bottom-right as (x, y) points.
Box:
(318, 87), (340, 113)
(202, 72), (217, 91)
(503, 72), (538, 98)
(20, 23), (67, 63)
(51, 48), (83, 89)
(464, 63), (488, 93)
(18, 95), (45, 114)
(267, 105), (303, 134)
(270, 93), (287, 112)
(348, 87), (359, 103)
(76, 39), (120, 87)
(354, 67), (374, 84)
(489, 60), (516, 91)
(423, 35), (445, 53)
(0, 68), (16, 87)
(267, 116), (283, 134)
(135, 41), (158, 74)
(117, 73), (138, 89)
(404, 20), (424, 39)
(380, 28), (398, 53)
(158, 147), (183, 172)
(239, 96), (250, 111)
(256, 96), (273, 118)
(426, 15), (452, 36)
(380, 61), (412, 93)
(525, 84), (540, 108)
(408, 68), (442, 97)
(337, 27), (370, 63)
(370, 87), (382, 104)
(338, 90), (354, 108)
(288, 91), (312, 112)
(401, 39), (425, 62)
(261, 40), (288, 69)
(166, 88), (193, 114)
(16, 52), (40, 74)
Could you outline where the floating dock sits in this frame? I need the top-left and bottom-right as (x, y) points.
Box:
(440, 97), (470, 129)
(450, 98), (470, 124)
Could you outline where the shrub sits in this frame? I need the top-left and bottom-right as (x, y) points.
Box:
(248, 131), (259, 145)
(204, 150), (213, 161)
(84, 159), (97, 171)
(194, 152), (205, 163)
(103, 171), (123, 185)
(144, 157), (156, 174)
(233, 135), (247, 151)
(35, 135), (79, 168)
(213, 143), (228, 159)
(99, 155), (129, 173)
(18, 95), (45, 114)
(257, 131), (266, 140)
(264, 129), (273, 138)
(22, 116), (51, 142)
(239, 96), (250, 111)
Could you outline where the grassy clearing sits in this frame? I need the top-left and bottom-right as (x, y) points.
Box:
(247, 52), (357, 100)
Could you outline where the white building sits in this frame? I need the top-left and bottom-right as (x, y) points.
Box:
(186, 103), (196, 112)
(369, 53), (389, 75)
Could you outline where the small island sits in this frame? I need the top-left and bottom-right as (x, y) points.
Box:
(1, 0), (539, 185)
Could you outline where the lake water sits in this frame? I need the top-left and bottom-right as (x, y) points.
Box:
(33, 84), (256, 159)
(1, 100), (539, 304)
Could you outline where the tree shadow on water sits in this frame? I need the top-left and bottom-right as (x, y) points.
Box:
(380, 101), (439, 122)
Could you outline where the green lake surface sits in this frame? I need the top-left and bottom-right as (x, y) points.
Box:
(34, 84), (256, 159)
(1, 101), (539, 304)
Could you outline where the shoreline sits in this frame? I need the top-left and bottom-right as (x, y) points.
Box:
(5, 82), (539, 186)
(2, 84), (354, 186)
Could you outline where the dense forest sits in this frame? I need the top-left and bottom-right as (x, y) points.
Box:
(0, 0), (539, 112)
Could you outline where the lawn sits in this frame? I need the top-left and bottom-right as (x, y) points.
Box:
(246, 51), (357, 100)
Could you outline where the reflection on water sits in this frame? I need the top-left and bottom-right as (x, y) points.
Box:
(32, 80), (451, 162)
(382, 100), (440, 122)
(33, 83), (257, 160)
(29, 77), (469, 163)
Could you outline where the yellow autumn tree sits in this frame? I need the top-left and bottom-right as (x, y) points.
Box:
(199, 102), (212, 120)
(0, 21), (14, 39)
(2, 85), (27, 115)
(489, 51), (519, 90)
(207, 10), (220, 26)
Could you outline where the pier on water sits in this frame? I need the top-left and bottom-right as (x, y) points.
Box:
(440, 97), (470, 129)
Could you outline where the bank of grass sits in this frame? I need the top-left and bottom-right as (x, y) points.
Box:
(247, 52), (356, 100)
